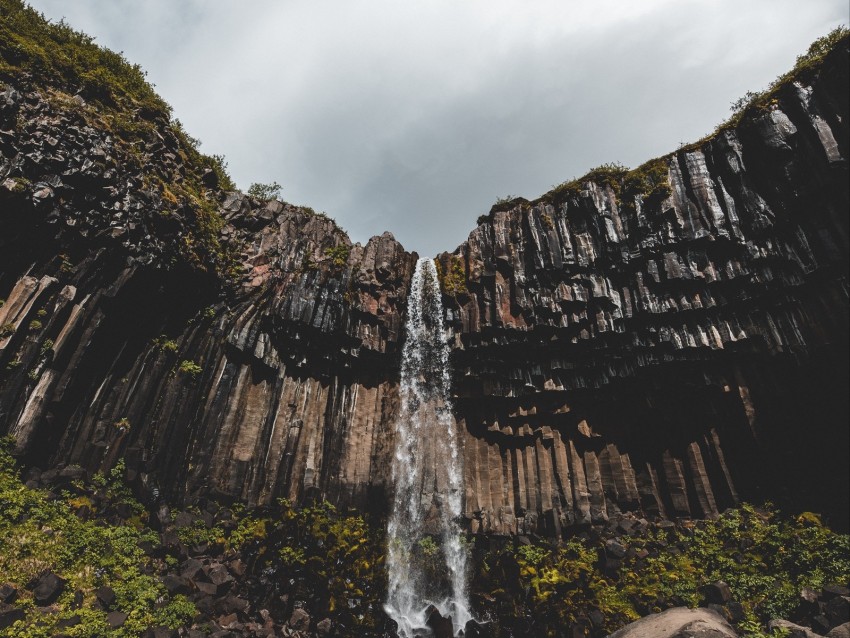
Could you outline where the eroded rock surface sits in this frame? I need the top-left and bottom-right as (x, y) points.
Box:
(1, 38), (847, 533)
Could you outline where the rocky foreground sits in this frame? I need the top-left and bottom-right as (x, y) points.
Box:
(1, 447), (848, 638)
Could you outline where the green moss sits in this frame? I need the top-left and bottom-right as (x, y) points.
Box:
(324, 244), (350, 268)
(436, 255), (467, 296)
(177, 359), (202, 377)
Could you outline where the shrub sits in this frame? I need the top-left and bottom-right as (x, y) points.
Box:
(247, 181), (282, 200)
(177, 359), (202, 376)
(324, 244), (350, 268)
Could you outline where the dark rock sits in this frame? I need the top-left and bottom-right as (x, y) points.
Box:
(316, 617), (333, 636)
(605, 539), (627, 559)
(425, 605), (454, 638)
(0, 585), (17, 604)
(826, 597), (850, 627)
(702, 581), (732, 605)
(288, 607), (311, 631)
(31, 571), (66, 606)
(588, 608), (606, 629)
(162, 574), (190, 596)
(215, 595), (249, 616)
(106, 611), (128, 628)
(95, 585), (116, 609)
(726, 602), (745, 624)
(463, 617), (491, 637)
(56, 615), (81, 628)
(814, 614), (834, 634)
(823, 586), (850, 600)
(0, 603), (25, 629)
(142, 627), (178, 638)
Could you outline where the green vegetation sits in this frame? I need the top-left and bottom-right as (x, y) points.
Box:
(0, 439), (196, 637)
(177, 359), (202, 377)
(726, 26), (849, 128)
(268, 499), (384, 626)
(152, 336), (179, 353)
(0, 323), (14, 338)
(534, 27), (848, 218)
(27, 319), (41, 331)
(435, 256), (467, 296)
(324, 244), (350, 268)
(548, 159), (671, 206)
(247, 181), (282, 201)
(475, 504), (850, 637)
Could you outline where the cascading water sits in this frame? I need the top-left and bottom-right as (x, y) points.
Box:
(385, 257), (471, 637)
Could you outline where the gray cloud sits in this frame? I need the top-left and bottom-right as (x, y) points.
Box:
(26, 0), (849, 255)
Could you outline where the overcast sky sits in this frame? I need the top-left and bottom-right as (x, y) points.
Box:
(27, 1), (848, 256)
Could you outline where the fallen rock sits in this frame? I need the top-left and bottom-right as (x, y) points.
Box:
(0, 585), (17, 604)
(0, 603), (25, 629)
(288, 607), (310, 631)
(31, 571), (66, 606)
(703, 581), (732, 605)
(768, 619), (821, 638)
(608, 607), (738, 638)
(828, 623), (850, 638)
(106, 611), (128, 628)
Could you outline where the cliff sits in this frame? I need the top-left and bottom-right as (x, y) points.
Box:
(438, 36), (849, 532)
(1, 5), (847, 534)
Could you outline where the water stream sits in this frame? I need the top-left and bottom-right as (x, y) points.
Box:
(384, 257), (471, 637)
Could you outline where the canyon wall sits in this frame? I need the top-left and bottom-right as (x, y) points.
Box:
(1, 38), (847, 532)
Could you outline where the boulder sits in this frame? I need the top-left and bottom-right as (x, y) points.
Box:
(31, 571), (66, 606)
(828, 623), (850, 638)
(288, 607), (311, 631)
(0, 603), (25, 629)
(767, 619), (821, 638)
(608, 607), (738, 638)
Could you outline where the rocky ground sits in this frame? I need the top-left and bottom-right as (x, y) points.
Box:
(1, 450), (847, 638)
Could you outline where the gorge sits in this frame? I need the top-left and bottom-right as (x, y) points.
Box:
(0, 3), (848, 637)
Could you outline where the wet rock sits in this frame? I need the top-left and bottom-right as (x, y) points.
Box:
(425, 605), (454, 638)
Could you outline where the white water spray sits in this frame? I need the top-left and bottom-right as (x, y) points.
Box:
(385, 258), (471, 637)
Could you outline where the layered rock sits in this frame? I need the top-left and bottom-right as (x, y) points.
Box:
(0, 82), (416, 508)
(440, 41), (849, 533)
(1, 34), (847, 534)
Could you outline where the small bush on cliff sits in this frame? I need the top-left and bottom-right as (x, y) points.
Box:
(177, 359), (202, 377)
(247, 181), (282, 200)
(324, 244), (350, 268)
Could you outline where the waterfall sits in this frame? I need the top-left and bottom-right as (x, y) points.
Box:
(385, 257), (471, 637)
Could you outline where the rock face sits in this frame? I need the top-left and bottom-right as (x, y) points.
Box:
(440, 42), (849, 533)
(0, 82), (416, 509)
(1, 38), (847, 531)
